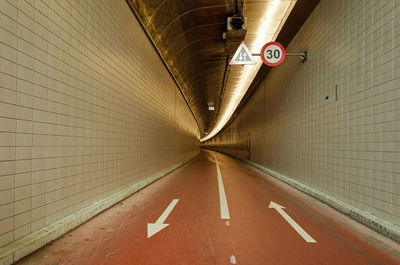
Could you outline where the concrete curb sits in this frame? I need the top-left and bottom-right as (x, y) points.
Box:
(243, 159), (400, 244)
(0, 153), (199, 265)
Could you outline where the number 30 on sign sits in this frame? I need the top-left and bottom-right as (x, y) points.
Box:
(260, 42), (285, 67)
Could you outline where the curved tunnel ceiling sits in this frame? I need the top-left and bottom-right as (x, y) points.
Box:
(126, 0), (320, 140)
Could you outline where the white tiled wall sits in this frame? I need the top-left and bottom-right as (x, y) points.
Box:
(206, 0), (400, 227)
(0, 0), (199, 248)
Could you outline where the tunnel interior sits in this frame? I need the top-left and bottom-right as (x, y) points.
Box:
(0, 0), (399, 264)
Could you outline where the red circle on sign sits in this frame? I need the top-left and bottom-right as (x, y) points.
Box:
(260, 42), (286, 67)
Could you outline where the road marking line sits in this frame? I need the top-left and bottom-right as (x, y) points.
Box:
(230, 255), (237, 264)
(147, 199), (179, 238)
(269, 201), (316, 243)
(214, 155), (230, 220)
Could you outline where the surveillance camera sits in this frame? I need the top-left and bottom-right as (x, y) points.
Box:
(230, 14), (245, 30)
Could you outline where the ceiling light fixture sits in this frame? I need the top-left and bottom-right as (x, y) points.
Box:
(200, 0), (296, 142)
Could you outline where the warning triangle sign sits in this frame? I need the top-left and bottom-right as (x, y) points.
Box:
(230, 41), (257, 65)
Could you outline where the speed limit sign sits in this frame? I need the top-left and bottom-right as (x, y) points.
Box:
(260, 42), (285, 67)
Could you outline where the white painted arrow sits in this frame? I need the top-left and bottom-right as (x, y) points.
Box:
(268, 201), (316, 243)
(147, 199), (179, 238)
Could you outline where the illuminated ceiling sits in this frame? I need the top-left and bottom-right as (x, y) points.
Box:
(126, 0), (320, 142)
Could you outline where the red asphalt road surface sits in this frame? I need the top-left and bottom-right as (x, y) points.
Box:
(16, 150), (400, 265)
